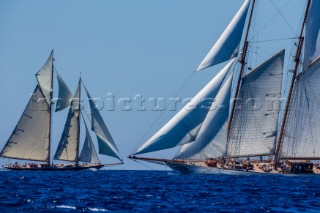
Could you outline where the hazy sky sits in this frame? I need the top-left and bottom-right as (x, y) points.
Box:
(0, 0), (306, 170)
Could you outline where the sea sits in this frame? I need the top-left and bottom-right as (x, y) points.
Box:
(0, 170), (319, 212)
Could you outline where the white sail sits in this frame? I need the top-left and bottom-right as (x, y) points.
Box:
(79, 122), (101, 164)
(55, 72), (73, 112)
(85, 87), (121, 160)
(279, 59), (320, 159)
(227, 50), (285, 157)
(304, 0), (320, 68)
(0, 86), (50, 161)
(196, 0), (250, 71)
(175, 73), (233, 159)
(36, 51), (53, 105)
(53, 82), (81, 162)
(135, 59), (234, 155)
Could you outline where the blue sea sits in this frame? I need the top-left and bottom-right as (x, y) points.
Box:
(0, 170), (320, 212)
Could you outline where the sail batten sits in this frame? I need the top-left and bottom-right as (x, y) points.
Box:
(227, 50), (285, 158)
(196, 0), (250, 71)
(175, 73), (234, 160)
(0, 86), (50, 161)
(135, 59), (235, 155)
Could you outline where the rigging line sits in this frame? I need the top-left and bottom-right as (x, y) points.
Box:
(130, 71), (196, 154)
(250, 37), (298, 44)
(133, 159), (156, 170)
(270, 0), (296, 36)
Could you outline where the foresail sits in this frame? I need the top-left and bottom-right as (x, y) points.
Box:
(304, 0), (320, 68)
(53, 82), (80, 162)
(85, 87), (121, 160)
(79, 122), (100, 164)
(196, 0), (250, 71)
(56, 72), (73, 112)
(0, 86), (50, 161)
(134, 59), (234, 155)
(175, 73), (233, 159)
(227, 50), (285, 157)
(36, 51), (53, 105)
(279, 59), (320, 159)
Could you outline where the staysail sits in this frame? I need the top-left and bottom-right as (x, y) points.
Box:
(36, 51), (54, 105)
(0, 86), (51, 161)
(134, 59), (234, 155)
(56, 72), (73, 112)
(85, 87), (121, 160)
(79, 122), (101, 164)
(175, 73), (233, 159)
(227, 50), (285, 158)
(54, 81), (81, 162)
(196, 0), (250, 71)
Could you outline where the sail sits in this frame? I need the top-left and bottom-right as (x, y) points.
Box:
(304, 0), (320, 68)
(135, 59), (234, 155)
(196, 0), (250, 71)
(79, 122), (101, 164)
(279, 59), (320, 159)
(56, 72), (73, 112)
(53, 82), (81, 162)
(0, 86), (50, 161)
(175, 73), (233, 159)
(227, 50), (285, 157)
(85, 87), (121, 160)
(36, 51), (53, 105)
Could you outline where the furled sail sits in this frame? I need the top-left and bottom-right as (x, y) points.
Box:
(196, 0), (250, 71)
(56, 72), (73, 112)
(134, 59), (235, 155)
(227, 50), (285, 157)
(53, 82), (81, 162)
(36, 51), (53, 105)
(79, 122), (101, 164)
(175, 73), (233, 159)
(279, 59), (320, 159)
(0, 86), (50, 161)
(85, 87), (121, 160)
(304, 0), (320, 68)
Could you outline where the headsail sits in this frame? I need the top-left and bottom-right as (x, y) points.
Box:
(0, 86), (50, 161)
(227, 50), (285, 157)
(304, 0), (320, 68)
(85, 86), (121, 160)
(196, 0), (251, 71)
(56, 72), (73, 112)
(134, 59), (234, 155)
(53, 81), (81, 162)
(36, 50), (54, 105)
(79, 122), (101, 164)
(175, 73), (233, 159)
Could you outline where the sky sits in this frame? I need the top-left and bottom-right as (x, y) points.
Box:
(0, 0), (307, 170)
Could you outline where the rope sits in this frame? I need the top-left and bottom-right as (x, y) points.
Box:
(250, 37), (298, 44)
(133, 159), (156, 170)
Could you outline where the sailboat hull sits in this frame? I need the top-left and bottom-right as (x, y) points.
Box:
(3, 164), (104, 171)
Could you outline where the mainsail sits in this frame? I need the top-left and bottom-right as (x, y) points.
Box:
(134, 59), (234, 155)
(79, 122), (101, 164)
(54, 81), (81, 162)
(227, 50), (285, 158)
(175, 73), (233, 159)
(56, 72), (73, 112)
(85, 87), (121, 160)
(0, 86), (51, 161)
(196, 0), (250, 71)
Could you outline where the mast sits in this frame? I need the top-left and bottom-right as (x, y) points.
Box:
(227, 0), (256, 134)
(274, 0), (312, 164)
(48, 49), (54, 164)
(75, 78), (81, 165)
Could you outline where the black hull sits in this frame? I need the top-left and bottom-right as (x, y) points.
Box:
(3, 165), (104, 171)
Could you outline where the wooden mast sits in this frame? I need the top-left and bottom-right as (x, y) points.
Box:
(274, 0), (312, 165)
(48, 49), (54, 165)
(227, 0), (256, 134)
